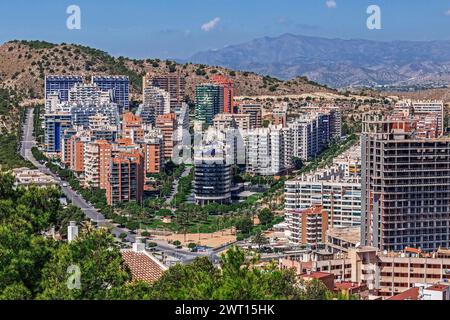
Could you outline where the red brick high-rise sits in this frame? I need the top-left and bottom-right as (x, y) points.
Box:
(212, 75), (234, 114)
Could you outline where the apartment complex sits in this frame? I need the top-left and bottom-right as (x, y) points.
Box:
(45, 75), (83, 101)
(280, 246), (450, 299)
(239, 104), (262, 129)
(288, 205), (329, 245)
(106, 152), (145, 206)
(156, 113), (177, 160)
(285, 144), (362, 244)
(246, 125), (287, 176)
(213, 113), (251, 131)
(137, 86), (171, 125)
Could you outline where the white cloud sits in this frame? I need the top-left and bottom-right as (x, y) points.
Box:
(201, 17), (221, 32)
(445, 9), (450, 16)
(326, 0), (337, 9)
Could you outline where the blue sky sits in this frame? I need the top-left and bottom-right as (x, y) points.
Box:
(1, 0), (450, 59)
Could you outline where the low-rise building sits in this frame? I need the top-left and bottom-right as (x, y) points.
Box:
(12, 168), (58, 187)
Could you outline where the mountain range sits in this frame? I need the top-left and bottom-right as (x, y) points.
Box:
(188, 33), (450, 89)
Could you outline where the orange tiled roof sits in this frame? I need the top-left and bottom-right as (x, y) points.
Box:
(121, 250), (166, 284)
(387, 287), (420, 300)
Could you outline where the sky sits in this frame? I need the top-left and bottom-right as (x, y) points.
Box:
(1, 0), (450, 59)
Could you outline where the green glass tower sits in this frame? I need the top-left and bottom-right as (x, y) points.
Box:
(195, 84), (224, 126)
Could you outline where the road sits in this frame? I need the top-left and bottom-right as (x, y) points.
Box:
(20, 108), (134, 241)
(165, 166), (192, 204)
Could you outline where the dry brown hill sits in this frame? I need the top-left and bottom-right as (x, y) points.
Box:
(0, 40), (334, 102)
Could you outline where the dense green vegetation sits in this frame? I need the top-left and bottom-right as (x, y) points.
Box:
(0, 172), (353, 300)
(0, 134), (32, 170)
(15, 40), (57, 50)
(0, 94), (33, 170)
(33, 106), (44, 144)
(0, 88), (21, 116)
(171, 169), (193, 206)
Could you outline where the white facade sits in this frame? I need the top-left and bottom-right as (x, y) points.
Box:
(246, 125), (286, 176)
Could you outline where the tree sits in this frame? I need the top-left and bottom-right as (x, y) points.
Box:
(252, 232), (269, 249)
(235, 216), (253, 235)
(37, 229), (132, 300)
(258, 208), (274, 226)
(299, 279), (329, 300)
(188, 243), (197, 251)
(292, 157), (304, 170)
(173, 240), (181, 247)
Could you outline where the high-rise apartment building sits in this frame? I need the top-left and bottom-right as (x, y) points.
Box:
(246, 125), (286, 176)
(44, 113), (72, 153)
(145, 74), (185, 112)
(122, 112), (145, 143)
(92, 76), (129, 113)
(106, 152), (145, 206)
(142, 137), (163, 174)
(288, 205), (329, 245)
(195, 84), (224, 126)
(156, 113), (177, 160)
(70, 104), (119, 129)
(213, 113), (251, 131)
(194, 149), (232, 205)
(361, 114), (450, 252)
(137, 86), (171, 125)
(285, 178), (362, 233)
(68, 83), (113, 104)
(45, 75), (83, 101)
(211, 75), (234, 113)
(239, 104), (262, 129)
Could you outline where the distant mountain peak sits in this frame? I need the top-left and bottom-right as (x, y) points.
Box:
(189, 33), (450, 88)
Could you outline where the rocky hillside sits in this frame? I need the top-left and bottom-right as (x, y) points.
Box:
(0, 40), (333, 103)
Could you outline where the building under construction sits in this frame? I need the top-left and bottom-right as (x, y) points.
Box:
(361, 109), (450, 252)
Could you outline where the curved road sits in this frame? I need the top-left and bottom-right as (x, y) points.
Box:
(21, 107), (240, 264)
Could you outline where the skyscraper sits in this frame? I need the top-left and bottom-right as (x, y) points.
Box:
(137, 86), (171, 125)
(211, 75), (234, 113)
(195, 84), (224, 126)
(156, 113), (177, 160)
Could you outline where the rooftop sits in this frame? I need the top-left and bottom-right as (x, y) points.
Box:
(121, 249), (167, 284)
(387, 287), (420, 300)
(326, 227), (361, 245)
(425, 284), (449, 292)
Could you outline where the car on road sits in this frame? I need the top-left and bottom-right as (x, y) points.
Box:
(62, 183), (68, 187)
